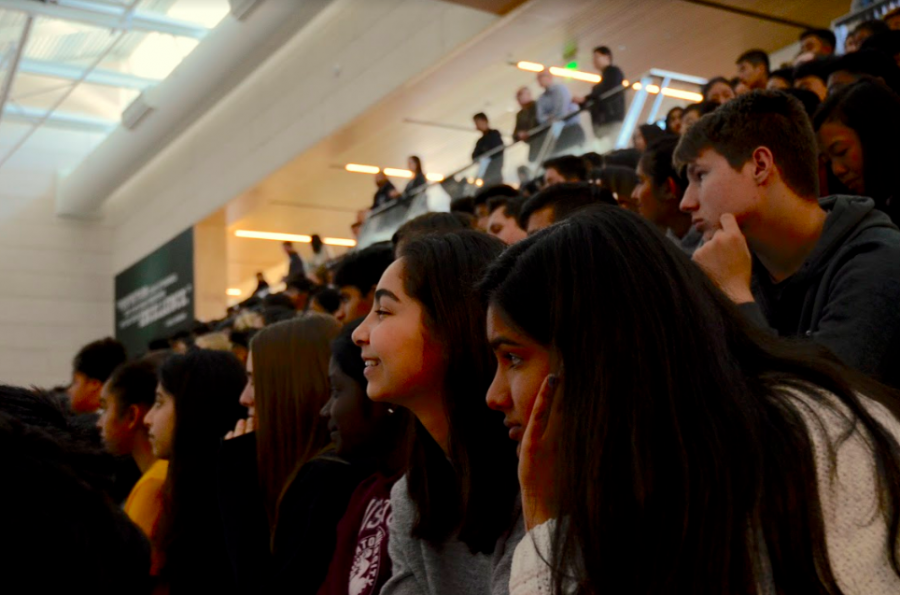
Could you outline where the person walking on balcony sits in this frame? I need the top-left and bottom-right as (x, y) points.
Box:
(575, 46), (626, 153)
(472, 112), (505, 186)
(372, 171), (399, 209)
(513, 87), (542, 163)
(402, 156), (428, 199)
(536, 70), (586, 155)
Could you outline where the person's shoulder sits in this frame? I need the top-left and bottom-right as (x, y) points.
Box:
(781, 386), (900, 445)
(388, 475), (413, 520)
(823, 196), (900, 256)
(296, 453), (354, 482)
(146, 459), (168, 482)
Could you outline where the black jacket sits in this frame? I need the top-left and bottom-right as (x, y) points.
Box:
(270, 455), (370, 594)
(741, 195), (900, 388)
(373, 180), (397, 209)
(586, 64), (625, 126)
(472, 129), (505, 186)
(217, 433), (271, 592)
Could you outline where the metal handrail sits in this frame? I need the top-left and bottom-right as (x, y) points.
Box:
(357, 68), (706, 247)
(833, 0), (898, 27)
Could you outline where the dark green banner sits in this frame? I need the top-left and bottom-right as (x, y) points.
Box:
(115, 228), (194, 357)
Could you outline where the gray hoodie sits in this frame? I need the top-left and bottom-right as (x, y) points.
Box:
(379, 476), (525, 595)
(741, 195), (900, 388)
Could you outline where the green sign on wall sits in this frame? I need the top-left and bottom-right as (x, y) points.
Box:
(115, 228), (194, 357)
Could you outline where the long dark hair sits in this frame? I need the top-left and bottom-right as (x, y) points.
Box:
(409, 155), (423, 176)
(640, 136), (685, 192)
(814, 79), (900, 221)
(479, 206), (900, 594)
(664, 106), (683, 134)
(400, 231), (518, 554)
(156, 350), (246, 579)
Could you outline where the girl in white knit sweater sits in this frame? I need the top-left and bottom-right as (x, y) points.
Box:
(478, 207), (900, 595)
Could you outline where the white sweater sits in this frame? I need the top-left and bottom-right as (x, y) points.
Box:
(509, 391), (900, 595)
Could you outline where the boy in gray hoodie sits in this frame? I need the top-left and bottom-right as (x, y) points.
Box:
(673, 90), (900, 389)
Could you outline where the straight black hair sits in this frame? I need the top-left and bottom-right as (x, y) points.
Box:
(399, 231), (518, 554)
(636, 123), (667, 147)
(155, 350), (246, 582)
(701, 76), (731, 100)
(794, 57), (837, 85)
(480, 206), (900, 594)
(518, 182), (615, 229)
(682, 100), (718, 120)
(640, 135), (685, 192)
(542, 155), (588, 182)
(801, 28), (837, 51)
(736, 49), (770, 73)
(664, 106), (683, 133)
(310, 286), (341, 315)
(473, 184), (519, 208)
(0, 410), (151, 594)
(73, 338), (127, 382)
(392, 212), (475, 253)
(770, 67), (794, 85)
(409, 155), (423, 175)
(333, 243), (395, 296)
(814, 79), (900, 222)
(106, 359), (159, 413)
(829, 49), (900, 95)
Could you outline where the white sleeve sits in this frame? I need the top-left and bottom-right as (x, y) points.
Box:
(792, 392), (900, 595)
(509, 520), (555, 595)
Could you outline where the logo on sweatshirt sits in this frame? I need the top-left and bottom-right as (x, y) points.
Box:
(349, 498), (392, 595)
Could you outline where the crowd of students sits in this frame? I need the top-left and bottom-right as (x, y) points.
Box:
(5, 13), (900, 595)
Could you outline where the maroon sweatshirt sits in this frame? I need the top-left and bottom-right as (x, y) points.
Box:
(317, 471), (402, 595)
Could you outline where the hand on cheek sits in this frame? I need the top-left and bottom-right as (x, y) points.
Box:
(692, 213), (754, 304)
(519, 374), (561, 531)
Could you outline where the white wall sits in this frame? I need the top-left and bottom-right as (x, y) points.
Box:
(0, 124), (113, 387)
(106, 0), (498, 274)
(0, 0), (498, 386)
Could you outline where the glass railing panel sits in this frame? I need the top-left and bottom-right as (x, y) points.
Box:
(356, 70), (705, 249)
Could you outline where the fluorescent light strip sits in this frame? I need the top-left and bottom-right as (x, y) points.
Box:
(631, 82), (702, 102)
(516, 60), (544, 72)
(345, 163), (380, 174)
(226, 288), (242, 296)
(661, 87), (704, 101)
(516, 61), (600, 83)
(382, 167), (413, 179)
(548, 66), (600, 83)
(345, 163), (443, 181)
(235, 230), (357, 247)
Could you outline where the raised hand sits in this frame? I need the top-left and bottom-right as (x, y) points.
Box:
(519, 374), (561, 530)
(692, 213), (754, 304)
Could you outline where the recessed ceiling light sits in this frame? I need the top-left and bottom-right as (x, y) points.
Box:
(235, 230), (356, 247)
